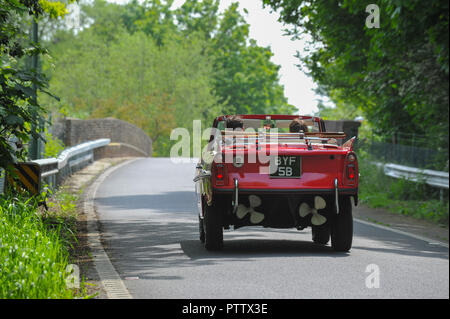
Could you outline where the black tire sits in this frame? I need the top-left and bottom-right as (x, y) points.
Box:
(199, 215), (205, 243)
(312, 223), (330, 245)
(331, 196), (353, 252)
(203, 200), (223, 251)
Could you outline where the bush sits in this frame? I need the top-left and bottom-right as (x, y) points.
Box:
(44, 129), (65, 159)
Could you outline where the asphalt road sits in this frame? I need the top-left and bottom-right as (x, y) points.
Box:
(95, 158), (449, 299)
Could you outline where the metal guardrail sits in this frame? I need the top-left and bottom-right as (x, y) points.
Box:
(374, 162), (449, 189)
(0, 139), (110, 194)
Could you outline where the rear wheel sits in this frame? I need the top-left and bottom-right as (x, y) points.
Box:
(331, 196), (353, 252)
(312, 223), (330, 245)
(203, 200), (224, 251)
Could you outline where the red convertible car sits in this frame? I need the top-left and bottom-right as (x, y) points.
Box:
(194, 115), (358, 252)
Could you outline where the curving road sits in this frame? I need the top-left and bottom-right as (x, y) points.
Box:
(94, 158), (449, 299)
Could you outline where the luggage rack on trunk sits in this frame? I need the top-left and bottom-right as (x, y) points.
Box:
(219, 130), (347, 150)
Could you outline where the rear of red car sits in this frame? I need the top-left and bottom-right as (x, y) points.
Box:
(195, 115), (358, 252)
(211, 145), (358, 195)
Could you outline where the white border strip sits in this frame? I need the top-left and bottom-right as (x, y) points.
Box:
(84, 158), (141, 299)
(354, 218), (449, 248)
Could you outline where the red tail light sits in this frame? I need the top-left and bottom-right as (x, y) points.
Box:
(216, 165), (224, 180)
(347, 164), (355, 179)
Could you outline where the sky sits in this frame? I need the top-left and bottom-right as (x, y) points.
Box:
(103, 0), (328, 115)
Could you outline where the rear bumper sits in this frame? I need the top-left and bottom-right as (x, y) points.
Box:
(213, 187), (358, 195)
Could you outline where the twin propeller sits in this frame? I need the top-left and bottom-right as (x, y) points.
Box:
(236, 195), (327, 226)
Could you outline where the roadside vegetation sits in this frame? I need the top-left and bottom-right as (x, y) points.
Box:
(0, 0), (82, 299)
(357, 150), (449, 226)
(43, 130), (65, 159)
(0, 187), (91, 298)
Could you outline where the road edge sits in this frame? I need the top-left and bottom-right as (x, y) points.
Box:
(354, 217), (449, 248)
(83, 158), (141, 299)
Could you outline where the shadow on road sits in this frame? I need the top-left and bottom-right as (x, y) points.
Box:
(353, 221), (449, 260)
(95, 192), (448, 282)
(97, 218), (350, 281)
(180, 238), (349, 260)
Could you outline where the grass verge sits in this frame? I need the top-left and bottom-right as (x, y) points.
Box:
(358, 151), (449, 226)
(0, 186), (92, 299)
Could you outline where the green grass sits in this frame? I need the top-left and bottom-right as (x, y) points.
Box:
(358, 151), (449, 225)
(0, 186), (93, 299)
(44, 187), (80, 251)
(0, 196), (74, 298)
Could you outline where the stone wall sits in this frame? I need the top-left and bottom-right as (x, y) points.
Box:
(53, 117), (152, 157)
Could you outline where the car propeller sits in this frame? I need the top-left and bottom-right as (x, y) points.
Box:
(236, 195), (265, 224)
(299, 196), (327, 226)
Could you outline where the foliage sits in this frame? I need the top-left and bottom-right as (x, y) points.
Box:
(205, 2), (295, 115)
(0, 195), (74, 298)
(357, 150), (449, 225)
(40, 0), (295, 156)
(44, 185), (80, 251)
(43, 127), (64, 158)
(39, 0), (70, 19)
(43, 27), (221, 155)
(263, 0), (449, 148)
(0, 0), (73, 169)
(1, 0), (44, 169)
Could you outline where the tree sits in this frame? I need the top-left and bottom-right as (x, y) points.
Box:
(263, 0), (449, 146)
(211, 3), (291, 114)
(42, 25), (221, 155)
(41, 0), (296, 156)
(0, 0), (71, 169)
(42, 0), (294, 155)
(175, 0), (219, 39)
(135, 0), (295, 115)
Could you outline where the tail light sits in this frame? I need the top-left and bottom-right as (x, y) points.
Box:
(347, 164), (356, 179)
(215, 164), (224, 180)
(344, 152), (358, 185)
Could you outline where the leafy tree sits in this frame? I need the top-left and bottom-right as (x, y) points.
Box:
(122, 0), (295, 115)
(263, 0), (449, 146)
(43, 127), (65, 158)
(211, 3), (294, 115)
(175, 0), (219, 39)
(42, 26), (221, 155)
(41, 0), (296, 156)
(1, 0), (72, 169)
(175, 1), (295, 115)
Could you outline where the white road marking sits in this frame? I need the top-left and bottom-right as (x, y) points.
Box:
(84, 158), (141, 299)
(354, 218), (449, 248)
